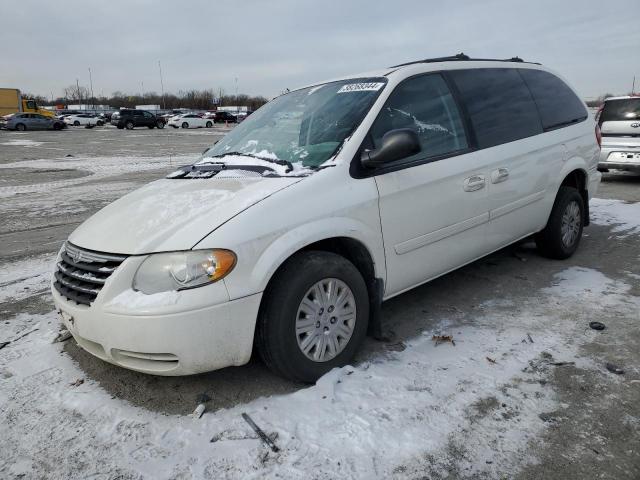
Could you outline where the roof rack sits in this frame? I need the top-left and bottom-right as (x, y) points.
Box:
(390, 52), (538, 68)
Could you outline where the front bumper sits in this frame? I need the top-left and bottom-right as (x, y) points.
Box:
(51, 254), (262, 376)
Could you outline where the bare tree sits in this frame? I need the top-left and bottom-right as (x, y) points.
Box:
(63, 84), (90, 103)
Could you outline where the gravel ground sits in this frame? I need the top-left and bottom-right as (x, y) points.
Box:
(0, 126), (638, 479)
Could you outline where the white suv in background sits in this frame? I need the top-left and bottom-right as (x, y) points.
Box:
(597, 95), (640, 172)
(52, 54), (601, 382)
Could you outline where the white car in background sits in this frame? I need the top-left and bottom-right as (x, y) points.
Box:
(64, 114), (104, 127)
(52, 55), (600, 383)
(167, 113), (213, 129)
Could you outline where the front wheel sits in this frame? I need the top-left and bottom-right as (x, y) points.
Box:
(97, 120), (104, 126)
(73, 121), (80, 126)
(206, 121), (213, 128)
(156, 121), (165, 129)
(181, 122), (189, 129)
(15, 123), (26, 131)
(535, 186), (584, 259)
(256, 251), (369, 383)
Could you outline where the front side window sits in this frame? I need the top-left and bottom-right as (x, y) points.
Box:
(519, 69), (587, 130)
(370, 74), (468, 163)
(202, 77), (387, 168)
(143, 112), (154, 118)
(450, 68), (542, 149)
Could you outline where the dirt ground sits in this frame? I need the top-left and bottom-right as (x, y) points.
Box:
(0, 126), (638, 479)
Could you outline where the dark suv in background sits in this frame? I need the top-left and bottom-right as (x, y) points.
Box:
(110, 109), (165, 129)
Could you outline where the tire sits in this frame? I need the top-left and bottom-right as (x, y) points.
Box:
(125, 121), (134, 130)
(15, 123), (26, 131)
(181, 122), (189, 129)
(256, 251), (369, 383)
(97, 120), (104, 126)
(52, 123), (61, 131)
(535, 186), (584, 259)
(206, 121), (212, 128)
(156, 121), (165, 129)
(73, 121), (80, 126)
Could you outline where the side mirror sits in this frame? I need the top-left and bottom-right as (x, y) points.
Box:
(361, 128), (421, 168)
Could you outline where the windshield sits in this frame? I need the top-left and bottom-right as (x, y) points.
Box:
(600, 98), (640, 124)
(201, 77), (387, 169)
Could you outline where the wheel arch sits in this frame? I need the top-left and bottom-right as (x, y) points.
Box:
(559, 166), (589, 225)
(255, 234), (385, 340)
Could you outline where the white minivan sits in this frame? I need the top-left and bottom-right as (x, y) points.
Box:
(52, 54), (601, 382)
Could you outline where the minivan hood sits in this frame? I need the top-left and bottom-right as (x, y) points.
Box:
(69, 176), (302, 254)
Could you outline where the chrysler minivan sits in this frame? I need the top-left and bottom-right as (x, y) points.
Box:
(52, 54), (601, 382)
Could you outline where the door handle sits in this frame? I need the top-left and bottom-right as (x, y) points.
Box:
(491, 168), (509, 184)
(463, 175), (486, 192)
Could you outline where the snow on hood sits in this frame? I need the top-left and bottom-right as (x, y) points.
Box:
(68, 175), (302, 254)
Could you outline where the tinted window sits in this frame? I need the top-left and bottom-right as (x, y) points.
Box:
(450, 68), (542, 149)
(599, 98), (640, 123)
(519, 69), (587, 130)
(370, 74), (468, 163)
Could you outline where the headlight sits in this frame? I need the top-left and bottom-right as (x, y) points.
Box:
(132, 249), (236, 295)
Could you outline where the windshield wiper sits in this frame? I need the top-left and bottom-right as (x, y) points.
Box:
(202, 151), (294, 172)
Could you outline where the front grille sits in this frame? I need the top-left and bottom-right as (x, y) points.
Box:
(53, 242), (127, 306)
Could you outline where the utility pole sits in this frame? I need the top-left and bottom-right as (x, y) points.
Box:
(158, 60), (166, 110)
(76, 78), (81, 109)
(633, 76), (636, 95)
(88, 67), (94, 110)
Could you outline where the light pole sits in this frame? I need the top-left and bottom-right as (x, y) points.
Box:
(88, 68), (94, 110)
(158, 60), (166, 110)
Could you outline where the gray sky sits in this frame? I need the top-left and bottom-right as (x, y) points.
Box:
(2, 0), (638, 100)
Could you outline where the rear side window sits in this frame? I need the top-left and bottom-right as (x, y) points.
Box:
(370, 73), (468, 162)
(519, 69), (587, 130)
(599, 98), (640, 123)
(449, 68), (542, 149)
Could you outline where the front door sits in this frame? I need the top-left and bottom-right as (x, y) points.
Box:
(369, 73), (491, 297)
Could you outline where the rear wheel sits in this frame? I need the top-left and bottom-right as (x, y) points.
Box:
(256, 251), (369, 383)
(125, 121), (134, 130)
(15, 123), (26, 131)
(156, 121), (165, 129)
(73, 120), (80, 126)
(206, 121), (213, 128)
(97, 120), (104, 126)
(181, 122), (189, 129)
(535, 186), (584, 259)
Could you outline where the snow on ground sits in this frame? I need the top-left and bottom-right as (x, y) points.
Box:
(590, 198), (640, 237)
(1, 253), (638, 479)
(0, 155), (198, 234)
(0, 139), (44, 147)
(0, 154), (197, 199)
(0, 253), (55, 304)
(1, 195), (639, 479)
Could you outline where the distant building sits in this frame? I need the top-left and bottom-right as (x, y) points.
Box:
(135, 104), (161, 111)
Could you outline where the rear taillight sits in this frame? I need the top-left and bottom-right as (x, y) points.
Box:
(595, 124), (602, 147)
